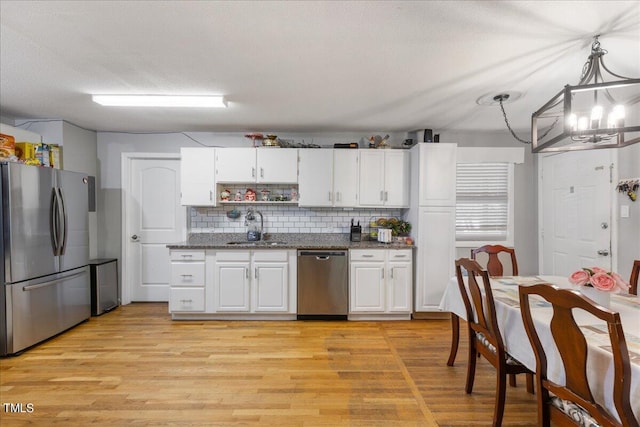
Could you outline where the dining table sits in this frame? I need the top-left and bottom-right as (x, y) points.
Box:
(438, 275), (640, 423)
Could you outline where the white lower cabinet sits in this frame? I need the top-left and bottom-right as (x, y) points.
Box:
(214, 250), (291, 313)
(349, 249), (412, 319)
(214, 251), (251, 312)
(169, 248), (296, 319)
(169, 288), (205, 312)
(169, 250), (206, 313)
(252, 259), (289, 312)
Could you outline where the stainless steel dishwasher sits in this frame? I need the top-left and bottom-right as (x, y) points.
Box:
(297, 250), (348, 320)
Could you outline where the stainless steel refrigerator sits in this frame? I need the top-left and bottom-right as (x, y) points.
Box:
(1, 162), (90, 356)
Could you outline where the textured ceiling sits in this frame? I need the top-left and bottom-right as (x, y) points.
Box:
(1, 0), (639, 134)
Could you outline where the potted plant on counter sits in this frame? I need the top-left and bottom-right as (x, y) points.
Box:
(391, 219), (412, 242)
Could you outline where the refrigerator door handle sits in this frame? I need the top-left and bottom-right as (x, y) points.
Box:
(57, 188), (68, 255)
(22, 270), (86, 291)
(50, 188), (60, 255)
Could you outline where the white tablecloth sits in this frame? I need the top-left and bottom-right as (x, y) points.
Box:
(438, 275), (640, 422)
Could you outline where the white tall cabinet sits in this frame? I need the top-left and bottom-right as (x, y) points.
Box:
(405, 143), (457, 312)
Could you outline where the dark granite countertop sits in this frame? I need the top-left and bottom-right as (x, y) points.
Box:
(167, 233), (414, 250)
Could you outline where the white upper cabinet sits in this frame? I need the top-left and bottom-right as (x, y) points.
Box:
(215, 148), (257, 183)
(256, 148), (298, 183)
(333, 150), (359, 207)
(297, 149), (359, 207)
(180, 148), (217, 206)
(298, 149), (333, 206)
(358, 150), (409, 207)
(383, 151), (410, 207)
(215, 148), (298, 184)
(419, 144), (457, 206)
(358, 151), (385, 206)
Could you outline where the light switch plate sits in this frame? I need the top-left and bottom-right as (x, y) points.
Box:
(621, 205), (630, 218)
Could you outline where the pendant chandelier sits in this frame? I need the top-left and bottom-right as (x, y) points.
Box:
(529, 35), (639, 153)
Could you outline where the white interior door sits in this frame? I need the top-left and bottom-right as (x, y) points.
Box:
(540, 150), (614, 276)
(123, 154), (185, 302)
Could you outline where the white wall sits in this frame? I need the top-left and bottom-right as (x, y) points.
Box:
(4, 119), (99, 258)
(438, 130), (539, 275)
(96, 131), (407, 259)
(616, 143), (640, 280)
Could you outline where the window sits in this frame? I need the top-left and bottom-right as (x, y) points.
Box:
(456, 162), (514, 246)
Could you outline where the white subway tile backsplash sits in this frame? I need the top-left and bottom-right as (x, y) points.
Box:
(188, 205), (403, 234)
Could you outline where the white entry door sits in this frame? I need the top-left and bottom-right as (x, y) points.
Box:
(540, 150), (615, 276)
(123, 154), (185, 302)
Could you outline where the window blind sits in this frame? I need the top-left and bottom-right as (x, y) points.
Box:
(456, 163), (509, 241)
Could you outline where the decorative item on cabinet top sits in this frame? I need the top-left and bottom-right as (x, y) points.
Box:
(244, 132), (321, 149)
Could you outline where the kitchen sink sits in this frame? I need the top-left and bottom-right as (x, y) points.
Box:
(225, 241), (288, 246)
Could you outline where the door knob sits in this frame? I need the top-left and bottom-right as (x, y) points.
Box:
(597, 249), (609, 256)
(131, 234), (139, 241)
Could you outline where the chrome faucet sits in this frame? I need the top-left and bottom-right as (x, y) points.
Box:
(245, 208), (264, 241)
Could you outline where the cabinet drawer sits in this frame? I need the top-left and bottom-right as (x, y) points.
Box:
(171, 262), (205, 286)
(169, 288), (205, 312)
(215, 250), (251, 262)
(350, 249), (385, 261)
(253, 250), (288, 262)
(388, 250), (412, 262)
(170, 250), (205, 261)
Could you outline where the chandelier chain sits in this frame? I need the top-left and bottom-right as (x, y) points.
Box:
(498, 98), (559, 145)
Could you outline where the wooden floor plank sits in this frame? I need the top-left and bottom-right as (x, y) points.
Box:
(0, 303), (539, 426)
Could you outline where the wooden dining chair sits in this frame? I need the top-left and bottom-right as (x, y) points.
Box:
(448, 245), (519, 366)
(471, 245), (519, 277)
(518, 284), (639, 427)
(630, 259), (640, 295)
(455, 258), (534, 427)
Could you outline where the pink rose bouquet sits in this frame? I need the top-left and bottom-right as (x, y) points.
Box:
(568, 267), (630, 292)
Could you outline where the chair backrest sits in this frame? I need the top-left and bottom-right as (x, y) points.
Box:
(455, 258), (505, 354)
(470, 245), (518, 277)
(518, 284), (638, 427)
(630, 259), (640, 295)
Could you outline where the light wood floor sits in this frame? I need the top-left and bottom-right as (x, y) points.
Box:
(1, 303), (539, 426)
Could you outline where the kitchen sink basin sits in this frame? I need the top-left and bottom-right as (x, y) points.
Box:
(225, 241), (288, 246)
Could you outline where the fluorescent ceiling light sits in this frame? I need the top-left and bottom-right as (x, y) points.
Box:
(92, 95), (227, 108)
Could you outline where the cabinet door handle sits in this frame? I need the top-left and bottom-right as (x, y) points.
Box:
(180, 274), (193, 277)
(260, 167), (264, 178)
(181, 254), (193, 258)
(180, 299), (193, 303)
(390, 268), (394, 279)
(380, 190), (384, 201)
(245, 268), (249, 279)
(384, 191), (388, 201)
(252, 167), (256, 178)
(210, 190), (213, 201)
(362, 254), (374, 258)
(337, 192), (341, 202)
(381, 269), (384, 279)
(328, 191), (332, 202)
(393, 254), (407, 258)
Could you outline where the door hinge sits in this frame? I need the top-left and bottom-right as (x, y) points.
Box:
(609, 163), (614, 184)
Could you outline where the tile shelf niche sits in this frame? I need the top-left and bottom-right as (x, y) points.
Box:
(217, 183), (299, 204)
(219, 201), (298, 205)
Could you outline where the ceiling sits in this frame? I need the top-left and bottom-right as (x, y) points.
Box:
(1, 1), (639, 135)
